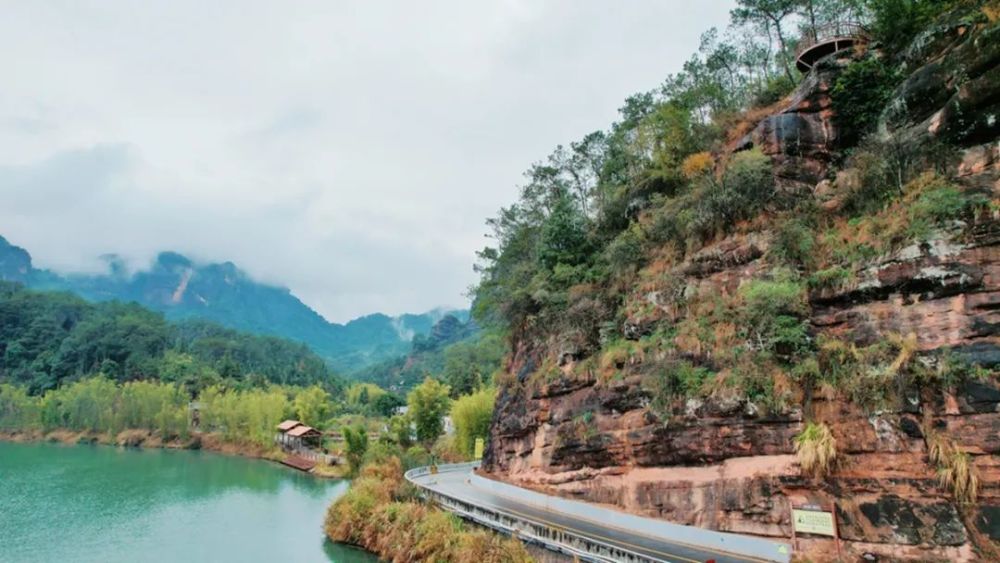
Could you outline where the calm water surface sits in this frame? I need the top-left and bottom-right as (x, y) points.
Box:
(0, 441), (378, 563)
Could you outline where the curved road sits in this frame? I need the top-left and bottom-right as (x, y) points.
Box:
(410, 466), (791, 563)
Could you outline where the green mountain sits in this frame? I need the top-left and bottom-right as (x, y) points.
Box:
(0, 235), (466, 372)
(0, 281), (341, 394)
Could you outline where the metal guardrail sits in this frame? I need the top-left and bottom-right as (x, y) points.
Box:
(406, 463), (792, 563)
(406, 462), (660, 563)
(795, 21), (868, 57)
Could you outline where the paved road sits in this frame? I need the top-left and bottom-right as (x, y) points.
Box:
(411, 467), (786, 563)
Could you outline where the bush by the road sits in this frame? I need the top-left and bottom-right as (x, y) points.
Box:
(323, 456), (533, 563)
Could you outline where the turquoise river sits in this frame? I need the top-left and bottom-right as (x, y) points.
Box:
(0, 441), (379, 562)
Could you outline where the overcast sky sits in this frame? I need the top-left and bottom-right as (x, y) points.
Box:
(0, 0), (733, 323)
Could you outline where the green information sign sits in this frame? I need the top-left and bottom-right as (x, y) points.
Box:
(792, 509), (836, 536)
(474, 438), (484, 460)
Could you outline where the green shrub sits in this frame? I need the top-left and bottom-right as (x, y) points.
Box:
(817, 333), (919, 411)
(907, 186), (989, 241)
(646, 191), (699, 251)
(808, 266), (853, 290)
(401, 445), (432, 471)
(450, 387), (496, 458)
(753, 74), (796, 107)
(0, 384), (39, 431)
(740, 277), (811, 359)
(604, 224), (647, 275)
(732, 357), (793, 414)
(867, 0), (951, 55)
(830, 57), (901, 144)
(643, 361), (713, 419)
(342, 424), (370, 475)
(913, 350), (991, 390)
(696, 149), (775, 237)
(770, 217), (817, 270)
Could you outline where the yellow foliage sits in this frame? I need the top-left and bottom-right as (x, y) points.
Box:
(984, 3), (1000, 22)
(681, 151), (714, 178)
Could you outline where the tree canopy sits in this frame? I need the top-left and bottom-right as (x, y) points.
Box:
(0, 282), (342, 395)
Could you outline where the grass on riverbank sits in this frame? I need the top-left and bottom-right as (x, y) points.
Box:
(324, 455), (533, 563)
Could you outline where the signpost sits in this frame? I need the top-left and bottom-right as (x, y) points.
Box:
(474, 438), (485, 460)
(792, 509), (835, 536)
(790, 502), (841, 558)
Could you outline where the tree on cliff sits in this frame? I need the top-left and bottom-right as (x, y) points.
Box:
(731, 0), (800, 80)
(407, 377), (451, 445)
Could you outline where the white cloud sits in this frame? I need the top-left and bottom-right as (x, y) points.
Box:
(0, 0), (733, 322)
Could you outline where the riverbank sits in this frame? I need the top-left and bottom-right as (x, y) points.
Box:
(0, 428), (348, 478)
(324, 454), (533, 563)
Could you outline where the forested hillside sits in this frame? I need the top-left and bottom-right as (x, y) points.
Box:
(0, 282), (341, 395)
(353, 313), (505, 395)
(475, 0), (1000, 560)
(0, 236), (464, 372)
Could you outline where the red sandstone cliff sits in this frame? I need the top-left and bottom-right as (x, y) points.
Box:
(483, 13), (1000, 562)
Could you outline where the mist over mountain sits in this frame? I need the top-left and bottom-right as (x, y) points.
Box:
(0, 234), (466, 372)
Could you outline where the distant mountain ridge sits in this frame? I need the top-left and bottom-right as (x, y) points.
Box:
(0, 235), (467, 372)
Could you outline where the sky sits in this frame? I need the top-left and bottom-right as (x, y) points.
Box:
(0, 0), (733, 323)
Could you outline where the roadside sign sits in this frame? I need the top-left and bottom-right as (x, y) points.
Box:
(792, 509), (836, 536)
(790, 500), (842, 559)
(474, 438), (485, 460)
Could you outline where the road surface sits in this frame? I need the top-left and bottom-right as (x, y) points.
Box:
(410, 466), (790, 563)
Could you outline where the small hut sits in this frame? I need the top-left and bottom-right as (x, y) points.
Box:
(276, 419), (301, 446)
(285, 424), (322, 449)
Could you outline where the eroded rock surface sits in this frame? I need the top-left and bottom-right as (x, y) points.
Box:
(484, 16), (1000, 562)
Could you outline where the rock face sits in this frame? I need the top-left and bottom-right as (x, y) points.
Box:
(484, 16), (1000, 563)
(736, 57), (844, 192)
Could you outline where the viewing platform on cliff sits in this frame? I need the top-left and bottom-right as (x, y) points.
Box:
(795, 21), (869, 73)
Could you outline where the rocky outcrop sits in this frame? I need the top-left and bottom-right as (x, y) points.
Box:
(735, 57), (844, 192)
(484, 14), (1000, 562)
(811, 226), (1000, 356)
(484, 346), (1000, 559)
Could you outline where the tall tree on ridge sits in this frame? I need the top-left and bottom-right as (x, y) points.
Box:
(731, 0), (799, 81)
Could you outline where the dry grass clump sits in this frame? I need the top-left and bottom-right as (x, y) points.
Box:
(926, 431), (980, 505)
(794, 422), (839, 479)
(324, 456), (533, 563)
(940, 452), (979, 506)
